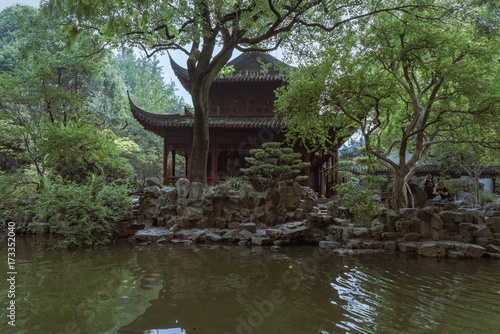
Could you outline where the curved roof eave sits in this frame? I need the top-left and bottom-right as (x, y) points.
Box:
(128, 92), (287, 134)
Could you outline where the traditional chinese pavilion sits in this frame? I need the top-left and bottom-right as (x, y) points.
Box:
(129, 52), (338, 196)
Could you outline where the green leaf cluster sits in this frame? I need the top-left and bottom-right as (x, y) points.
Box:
(277, 1), (499, 210)
(335, 156), (386, 226)
(222, 176), (254, 191)
(41, 124), (134, 184)
(335, 177), (384, 227)
(241, 141), (309, 188)
(34, 176), (131, 248)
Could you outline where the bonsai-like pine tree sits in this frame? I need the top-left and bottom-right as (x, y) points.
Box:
(241, 142), (309, 188)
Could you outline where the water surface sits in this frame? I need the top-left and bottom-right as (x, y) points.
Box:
(1, 236), (499, 334)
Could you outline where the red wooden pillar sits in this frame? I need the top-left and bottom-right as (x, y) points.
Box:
(210, 150), (218, 185)
(162, 138), (169, 185)
(210, 130), (218, 185)
(172, 150), (176, 177)
(186, 144), (192, 180)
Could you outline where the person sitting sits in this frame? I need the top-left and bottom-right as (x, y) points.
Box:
(423, 173), (435, 199)
(435, 182), (451, 201)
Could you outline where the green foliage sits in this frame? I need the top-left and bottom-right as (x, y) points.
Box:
(442, 178), (474, 197)
(110, 49), (186, 188)
(335, 158), (385, 227)
(34, 177), (131, 248)
(41, 124), (134, 184)
(430, 142), (500, 204)
(45, 0), (424, 185)
(241, 142), (309, 188)
(223, 176), (254, 191)
(0, 170), (38, 205)
(0, 4), (124, 187)
(275, 62), (353, 150)
(277, 3), (500, 211)
(480, 191), (499, 206)
(0, 5), (33, 72)
(335, 177), (384, 227)
(218, 65), (235, 78)
(111, 49), (187, 113)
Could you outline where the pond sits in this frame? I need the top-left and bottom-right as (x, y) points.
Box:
(1, 236), (500, 334)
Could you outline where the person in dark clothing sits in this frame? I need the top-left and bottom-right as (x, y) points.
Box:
(423, 173), (435, 199)
(436, 182), (451, 201)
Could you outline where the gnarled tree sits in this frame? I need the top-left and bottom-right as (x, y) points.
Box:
(276, 3), (500, 210)
(46, 0), (424, 186)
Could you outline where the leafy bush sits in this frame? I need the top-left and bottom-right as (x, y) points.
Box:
(335, 157), (385, 226)
(480, 192), (499, 206)
(442, 178), (475, 195)
(335, 175), (384, 227)
(241, 141), (309, 188)
(223, 176), (254, 191)
(34, 176), (131, 248)
(0, 170), (38, 205)
(41, 124), (134, 184)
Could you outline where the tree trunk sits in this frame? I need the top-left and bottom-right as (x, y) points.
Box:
(185, 41), (233, 187)
(189, 81), (210, 187)
(390, 168), (408, 212)
(474, 174), (480, 205)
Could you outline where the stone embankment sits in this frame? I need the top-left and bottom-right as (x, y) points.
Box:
(123, 178), (500, 260)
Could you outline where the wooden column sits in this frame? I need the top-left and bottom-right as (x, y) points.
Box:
(162, 138), (168, 185)
(172, 150), (176, 177)
(210, 130), (218, 185)
(186, 144), (192, 180)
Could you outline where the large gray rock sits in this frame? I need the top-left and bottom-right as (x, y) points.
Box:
(206, 232), (223, 243)
(182, 207), (204, 221)
(398, 242), (418, 252)
(265, 188), (280, 206)
(319, 240), (342, 249)
(284, 191), (301, 211)
(238, 229), (253, 241)
(327, 201), (339, 217)
(238, 185), (254, 209)
(222, 229), (239, 242)
(345, 239), (384, 249)
(135, 228), (172, 242)
(213, 183), (231, 198)
(395, 218), (420, 234)
(189, 182), (204, 201)
(144, 185), (161, 198)
(416, 241), (485, 258)
(485, 216), (500, 232)
(429, 213), (443, 230)
(306, 213), (333, 228)
(145, 177), (161, 187)
(417, 242), (446, 257)
(240, 222), (257, 233)
(471, 224), (493, 239)
(175, 178), (191, 198)
(161, 187), (178, 204)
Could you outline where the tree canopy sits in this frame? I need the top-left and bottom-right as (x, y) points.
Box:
(276, 1), (500, 210)
(45, 0), (428, 185)
(0, 5), (185, 185)
(0, 4), (187, 246)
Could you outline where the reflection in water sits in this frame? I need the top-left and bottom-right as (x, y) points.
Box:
(1, 236), (499, 334)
